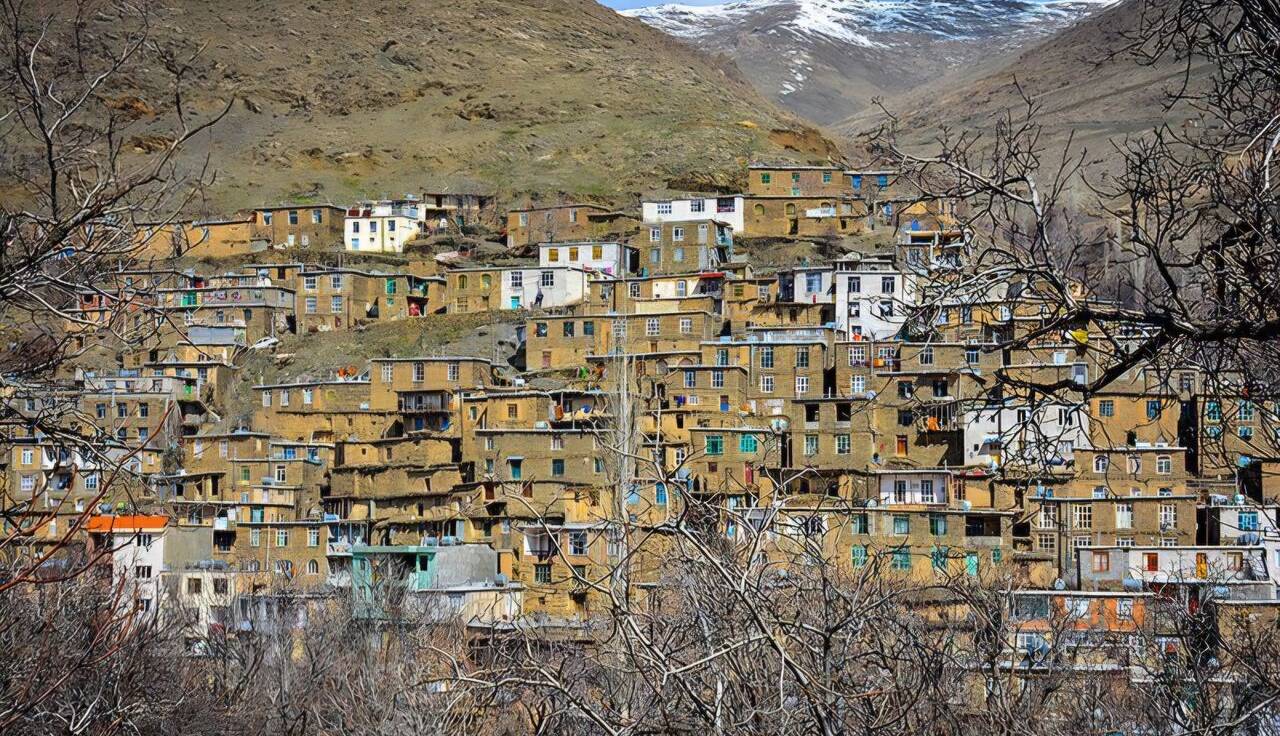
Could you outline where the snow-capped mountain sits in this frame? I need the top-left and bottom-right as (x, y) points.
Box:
(621, 0), (1118, 124)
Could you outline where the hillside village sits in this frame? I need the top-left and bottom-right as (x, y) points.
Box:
(7, 159), (1280, 669)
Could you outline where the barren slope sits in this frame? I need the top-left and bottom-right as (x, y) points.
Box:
(835, 0), (1206, 161)
(110, 0), (840, 211)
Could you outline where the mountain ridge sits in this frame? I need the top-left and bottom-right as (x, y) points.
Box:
(622, 0), (1119, 125)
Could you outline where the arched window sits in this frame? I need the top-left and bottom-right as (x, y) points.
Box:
(753, 203), (765, 216)
(785, 203), (797, 217)
(458, 275), (469, 289)
(1094, 455), (1109, 473)
(307, 559), (319, 575)
(482, 274), (492, 289)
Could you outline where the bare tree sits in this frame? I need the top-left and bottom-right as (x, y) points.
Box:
(0, 0), (229, 587)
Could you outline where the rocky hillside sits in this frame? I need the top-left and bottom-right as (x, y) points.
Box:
(109, 0), (840, 211)
(834, 0), (1206, 163)
(624, 0), (1117, 125)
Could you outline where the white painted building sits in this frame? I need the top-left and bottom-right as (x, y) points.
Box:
(876, 469), (953, 507)
(963, 400), (1091, 471)
(87, 515), (220, 621)
(499, 266), (592, 310)
(344, 200), (422, 253)
(641, 195), (746, 233)
(538, 241), (633, 276)
(833, 254), (917, 340)
(1077, 545), (1278, 595)
(776, 265), (834, 304)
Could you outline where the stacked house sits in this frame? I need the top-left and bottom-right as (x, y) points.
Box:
(5, 160), (1279, 671)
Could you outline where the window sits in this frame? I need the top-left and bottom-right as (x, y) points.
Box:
(551, 459), (565, 477)
(308, 528), (320, 547)
(705, 435), (724, 456)
(1094, 456), (1109, 473)
(1073, 503), (1092, 529)
(1116, 503), (1133, 529)
(1144, 552), (1159, 572)
(836, 435), (850, 455)
(920, 479), (936, 504)
(760, 172), (771, 184)
(304, 296), (317, 314)
(795, 346), (810, 368)
(760, 346), (774, 368)
(509, 271), (523, 288)
(881, 276), (895, 294)
(672, 227), (684, 242)
(331, 296), (344, 313)
(892, 548), (912, 571)
(711, 370), (725, 389)
(795, 376), (809, 395)
(561, 529), (588, 557)
(263, 211), (273, 225)
(804, 272), (822, 295)
(893, 515), (909, 535)
(302, 389), (313, 406)
(276, 529), (289, 548)
(851, 545), (868, 568)
(683, 370), (696, 389)
(929, 514), (947, 536)
(1160, 503), (1177, 528)
(262, 390), (272, 408)
(413, 362), (425, 382)
(1117, 598), (1134, 620)
(1146, 399), (1162, 420)
(1156, 455), (1172, 474)
(649, 227), (661, 242)
(1240, 511), (1260, 531)
(534, 564), (552, 584)
(851, 375), (866, 394)
(1240, 400), (1256, 421)
(1206, 400), (1222, 421)
(919, 346), (933, 365)
(250, 528), (261, 547)
(679, 318), (693, 334)
(1099, 399), (1115, 417)
(760, 375), (774, 393)
(646, 318), (660, 336)
(804, 435), (818, 456)
(381, 363), (394, 383)
(135, 565), (152, 579)
(540, 270), (555, 288)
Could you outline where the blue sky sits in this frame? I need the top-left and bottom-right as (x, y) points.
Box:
(601, 0), (723, 9)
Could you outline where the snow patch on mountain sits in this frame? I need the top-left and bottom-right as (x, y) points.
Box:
(624, 0), (1119, 47)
